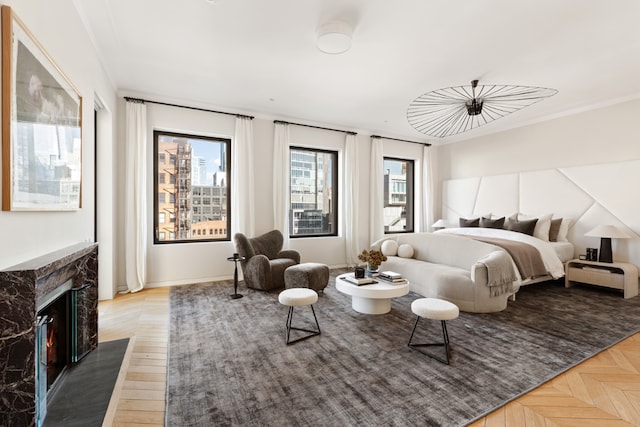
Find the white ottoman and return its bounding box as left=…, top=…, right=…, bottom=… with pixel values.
left=408, top=298, right=459, bottom=364
left=278, top=288, right=321, bottom=345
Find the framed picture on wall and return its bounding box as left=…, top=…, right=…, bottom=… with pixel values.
left=1, top=5, right=82, bottom=211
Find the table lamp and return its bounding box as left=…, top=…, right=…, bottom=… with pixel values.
left=584, top=225, right=631, bottom=263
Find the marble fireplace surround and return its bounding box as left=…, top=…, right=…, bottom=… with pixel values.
left=0, top=242, right=98, bottom=426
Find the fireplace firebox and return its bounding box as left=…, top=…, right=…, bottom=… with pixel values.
left=0, top=243, right=98, bottom=427
left=33, top=279, right=93, bottom=425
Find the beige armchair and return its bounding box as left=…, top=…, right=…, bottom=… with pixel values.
left=233, top=230, right=300, bottom=291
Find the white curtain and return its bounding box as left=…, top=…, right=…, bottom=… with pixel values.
left=273, top=122, right=290, bottom=244
left=124, top=100, right=147, bottom=293
left=369, top=136, right=384, bottom=244
left=422, top=145, right=436, bottom=232
left=343, top=133, right=359, bottom=265
left=232, top=116, right=255, bottom=237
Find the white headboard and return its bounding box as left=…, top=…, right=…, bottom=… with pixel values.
left=441, top=159, right=640, bottom=266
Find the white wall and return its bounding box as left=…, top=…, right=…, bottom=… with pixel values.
left=0, top=1, right=118, bottom=299
left=436, top=99, right=640, bottom=180
left=113, top=100, right=428, bottom=289
left=435, top=99, right=640, bottom=265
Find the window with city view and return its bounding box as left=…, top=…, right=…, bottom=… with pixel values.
left=383, top=158, right=414, bottom=233
left=154, top=131, right=231, bottom=243
left=289, top=147, right=338, bottom=238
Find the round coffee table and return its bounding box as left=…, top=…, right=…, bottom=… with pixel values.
left=335, top=275, right=410, bottom=314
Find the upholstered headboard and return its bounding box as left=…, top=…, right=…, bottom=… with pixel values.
left=441, top=159, right=640, bottom=267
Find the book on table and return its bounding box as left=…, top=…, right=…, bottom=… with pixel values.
left=340, top=273, right=376, bottom=285
left=378, top=271, right=404, bottom=281
left=377, top=271, right=407, bottom=284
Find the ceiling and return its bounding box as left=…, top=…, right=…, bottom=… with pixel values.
left=73, top=0, right=640, bottom=144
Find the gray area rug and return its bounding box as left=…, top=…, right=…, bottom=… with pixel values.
left=166, top=270, right=640, bottom=426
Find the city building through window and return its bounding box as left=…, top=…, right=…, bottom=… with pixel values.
left=289, top=147, right=338, bottom=238
left=383, top=158, right=414, bottom=233
left=154, top=131, right=231, bottom=243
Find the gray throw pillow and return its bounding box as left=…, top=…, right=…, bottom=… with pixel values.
left=548, top=218, right=562, bottom=242
left=459, top=217, right=480, bottom=227
left=480, top=216, right=505, bottom=229
left=506, top=217, right=538, bottom=236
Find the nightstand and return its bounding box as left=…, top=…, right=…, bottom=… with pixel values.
left=565, top=259, right=639, bottom=299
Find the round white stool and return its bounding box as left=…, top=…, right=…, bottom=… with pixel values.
left=408, top=298, right=459, bottom=364
left=278, top=288, right=320, bottom=345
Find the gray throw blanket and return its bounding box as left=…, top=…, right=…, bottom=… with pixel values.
left=462, top=235, right=548, bottom=280
left=478, top=251, right=517, bottom=296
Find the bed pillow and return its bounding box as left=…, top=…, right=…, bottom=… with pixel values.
left=397, top=244, right=414, bottom=258
left=506, top=216, right=538, bottom=236
left=459, top=217, right=480, bottom=227
left=380, top=240, right=398, bottom=256
left=557, top=218, right=573, bottom=242
left=549, top=218, right=562, bottom=242
left=480, top=216, right=505, bottom=229
left=518, top=213, right=552, bottom=241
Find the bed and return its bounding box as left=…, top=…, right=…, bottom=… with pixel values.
left=435, top=224, right=572, bottom=286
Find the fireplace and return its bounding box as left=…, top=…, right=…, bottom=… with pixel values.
left=0, top=243, right=98, bottom=427
left=33, top=278, right=93, bottom=424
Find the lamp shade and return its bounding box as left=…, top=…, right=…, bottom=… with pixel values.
left=584, top=225, right=631, bottom=239
left=432, top=219, right=448, bottom=229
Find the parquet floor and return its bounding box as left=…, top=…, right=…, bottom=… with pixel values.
left=98, top=286, right=640, bottom=426
left=99, top=287, right=169, bottom=426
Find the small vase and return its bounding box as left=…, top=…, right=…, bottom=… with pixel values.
left=367, top=264, right=379, bottom=274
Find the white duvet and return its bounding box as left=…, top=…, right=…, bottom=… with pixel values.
left=435, top=227, right=566, bottom=280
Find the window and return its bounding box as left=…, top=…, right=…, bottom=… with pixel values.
left=383, top=158, right=414, bottom=233
left=289, top=147, right=338, bottom=237
left=154, top=130, right=231, bottom=243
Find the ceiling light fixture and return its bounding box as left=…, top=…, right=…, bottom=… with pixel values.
left=407, top=80, right=558, bottom=138
left=317, top=21, right=352, bottom=54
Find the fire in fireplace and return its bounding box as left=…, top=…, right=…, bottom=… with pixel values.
left=35, top=279, right=93, bottom=425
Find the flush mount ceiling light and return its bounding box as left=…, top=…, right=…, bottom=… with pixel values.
left=317, top=21, right=352, bottom=54
left=407, top=80, right=558, bottom=138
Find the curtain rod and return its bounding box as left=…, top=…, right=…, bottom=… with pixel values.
left=124, top=97, right=254, bottom=120
left=274, top=120, right=357, bottom=136
left=371, top=135, right=431, bottom=147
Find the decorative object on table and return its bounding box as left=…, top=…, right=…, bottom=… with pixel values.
left=357, top=249, right=387, bottom=273
left=1, top=6, right=83, bottom=211
left=584, top=225, right=631, bottom=263
left=354, top=266, right=365, bottom=279
left=586, top=248, right=598, bottom=262
left=407, top=79, right=557, bottom=138
left=226, top=253, right=245, bottom=299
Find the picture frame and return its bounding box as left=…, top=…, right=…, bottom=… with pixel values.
left=2, top=5, right=82, bottom=211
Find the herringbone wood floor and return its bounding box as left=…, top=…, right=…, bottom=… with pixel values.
left=98, top=286, right=640, bottom=426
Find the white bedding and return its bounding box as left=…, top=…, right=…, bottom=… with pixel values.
left=435, top=227, right=566, bottom=279
left=549, top=241, right=574, bottom=262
